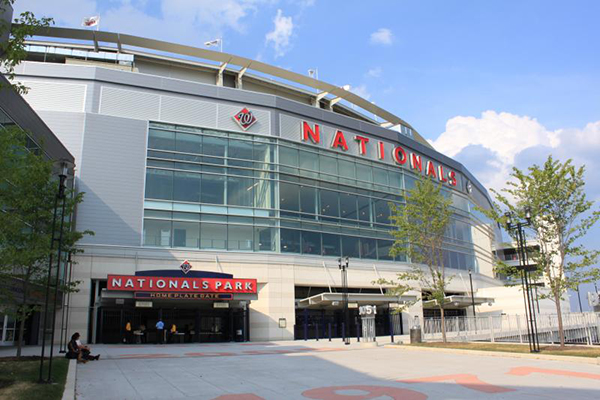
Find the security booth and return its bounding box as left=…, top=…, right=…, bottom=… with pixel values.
left=294, top=292, right=417, bottom=341
left=96, top=270, right=257, bottom=344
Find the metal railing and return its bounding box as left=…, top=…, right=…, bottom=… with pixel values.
left=423, top=312, right=600, bottom=345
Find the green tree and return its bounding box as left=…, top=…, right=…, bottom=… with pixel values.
left=385, top=175, right=454, bottom=342
left=0, top=127, right=91, bottom=357
left=485, top=156, right=599, bottom=347
left=0, top=0, right=53, bottom=95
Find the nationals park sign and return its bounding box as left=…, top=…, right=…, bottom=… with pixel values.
left=107, top=274, right=257, bottom=294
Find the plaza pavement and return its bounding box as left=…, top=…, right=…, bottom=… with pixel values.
left=3, top=339, right=600, bottom=399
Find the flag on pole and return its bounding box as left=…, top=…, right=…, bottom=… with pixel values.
left=82, top=16, right=100, bottom=28
left=204, top=39, right=221, bottom=47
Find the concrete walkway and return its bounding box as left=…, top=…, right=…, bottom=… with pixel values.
left=4, top=340, right=600, bottom=399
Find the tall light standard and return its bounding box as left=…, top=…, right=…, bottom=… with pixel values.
left=505, top=207, right=540, bottom=353
left=338, top=256, right=350, bottom=345
left=39, top=161, right=70, bottom=382
left=468, top=270, right=476, bottom=318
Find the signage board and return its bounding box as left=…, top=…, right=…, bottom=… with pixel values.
left=135, top=301, right=153, bottom=308
left=107, top=274, right=257, bottom=294
left=135, top=292, right=233, bottom=300
left=213, top=302, right=230, bottom=308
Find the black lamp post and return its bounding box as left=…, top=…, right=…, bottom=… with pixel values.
left=504, top=206, right=540, bottom=353
left=39, top=161, right=70, bottom=383
left=59, top=252, right=73, bottom=354
left=338, top=256, right=350, bottom=345
left=468, top=269, right=476, bottom=318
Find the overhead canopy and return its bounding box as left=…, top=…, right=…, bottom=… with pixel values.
left=297, top=292, right=418, bottom=310
left=422, top=295, right=495, bottom=309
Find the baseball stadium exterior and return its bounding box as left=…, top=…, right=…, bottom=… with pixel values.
left=3, top=24, right=542, bottom=345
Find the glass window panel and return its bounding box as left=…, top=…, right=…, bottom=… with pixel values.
left=143, top=219, right=171, bottom=247
left=148, top=129, right=175, bottom=151
left=320, top=155, right=338, bottom=175
left=281, top=229, right=301, bottom=253
left=321, top=233, right=341, bottom=256
left=360, top=237, right=377, bottom=259
left=173, top=171, right=201, bottom=202
left=374, top=199, right=391, bottom=224
left=144, top=210, right=172, bottom=219
left=405, top=175, right=417, bottom=191
left=389, top=171, right=403, bottom=190
left=172, top=221, right=200, bottom=248
left=339, top=193, right=357, bottom=220
left=203, top=136, right=227, bottom=157
left=145, top=169, right=173, bottom=200
left=253, top=142, right=273, bottom=163
left=228, top=167, right=254, bottom=177
left=300, top=186, right=316, bottom=214
left=254, top=179, right=274, bottom=209
left=301, top=230, right=321, bottom=255
left=377, top=240, right=394, bottom=260
left=341, top=235, right=360, bottom=258
left=147, top=159, right=175, bottom=169
left=279, top=146, right=298, bottom=167
left=299, top=150, right=319, bottom=171
left=176, top=132, right=202, bottom=154
left=356, top=164, right=372, bottom=182
left=172, top=212, right=199, bottom=221
left=228, top=225, right=253, bottom=250
left=228, top=139, right=253, bottom=160
left=357, top=196, right=371, bottom=222
left=227, top=176, right=255, bottom=207
left=338, top=159, right=355, bottom=178
left=280, top=182, right=300, bottom=211
left=201, top=174, right=225, bottom=204
left=255, top=227, right=276, bottom=251
left=320, top=189, right=339, bottom=217
left=373, top=167, right=389, bottom=186
left=200, top=223, right=226, bottom=249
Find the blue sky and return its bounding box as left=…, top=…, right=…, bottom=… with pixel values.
left=14, top=0, right=600, bottom=310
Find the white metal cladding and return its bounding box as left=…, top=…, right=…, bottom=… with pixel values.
left=99, top=86, right=160, bottom=121
left=18, top=80, right=86, bottom=112
left=217, top=103, right=271, bottom=136
left=77, top=113, right=148, bottom=246
left=160, top=95, right=217, bottom=128
left=35, top=110, right=86, bottom=168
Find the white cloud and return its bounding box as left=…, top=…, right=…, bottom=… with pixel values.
left=350, top=84, right=371, bottom=100
left=265, top=9, right=294, bottom=58
left=432, top=111, right=600, bottom=200
left=370, top=28, right=393, bottom=45
left=366, top=66, right=382, bottom=78
left=13, top=0, right=267, bottom=44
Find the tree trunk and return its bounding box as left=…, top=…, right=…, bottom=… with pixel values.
left=554, top=291, right=565, bottom=347
left=16, top=308, right=27, bottom=357
left=440, top=306, right=447, bottom=343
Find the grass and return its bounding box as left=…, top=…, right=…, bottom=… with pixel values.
left=0, top=358, right=69, bottom=400
left=409, top=342, right=600, bottom=358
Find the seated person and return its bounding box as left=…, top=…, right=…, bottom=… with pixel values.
left=67, top=332, right=100, bottom=362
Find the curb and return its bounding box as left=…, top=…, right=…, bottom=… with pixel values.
left=61, top=359, right=77, bottom=400
left=386, top=344, right=600, bottom=365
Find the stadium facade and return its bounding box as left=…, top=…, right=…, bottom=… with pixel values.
left=7, top=25, right=524, bottom=344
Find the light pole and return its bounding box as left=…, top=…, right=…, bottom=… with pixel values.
left=39, top=161, right=70, bottom=383
left=468, top=270, right=476, bottom=318
left=505, top=207, right=540, bottom=353
left=338, top=256, right=350, bottom=345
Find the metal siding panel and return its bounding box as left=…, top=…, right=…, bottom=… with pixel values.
left=77, top=114, right=147, bottom=246
left=99, top=86, right=159, bottom=121
left=159, top=95, right=217, bottom=128
left=18, top=80, right=86, bottom=112
left=34, top=111, right=85, bottom=164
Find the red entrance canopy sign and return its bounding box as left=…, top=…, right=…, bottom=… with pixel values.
left=107, top=274, right=257, bottom=294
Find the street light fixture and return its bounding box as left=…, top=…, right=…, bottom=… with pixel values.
left=338, top=256, right=350, bottom=345
left=39, top=160, right=71, bottom=383
left=504, top=206, right=540, bottom=353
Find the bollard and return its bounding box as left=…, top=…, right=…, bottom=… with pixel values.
left=303, top=309, right=308, bottom=341
left=356, top=322, right=361, bottom=342
left=316, top=323, right=319, bottom=341
left=389, top=312, right=394, bottom=343
left=328, top=322, right=332, bottom=341
left=342, top=322, right=346, bottom=342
